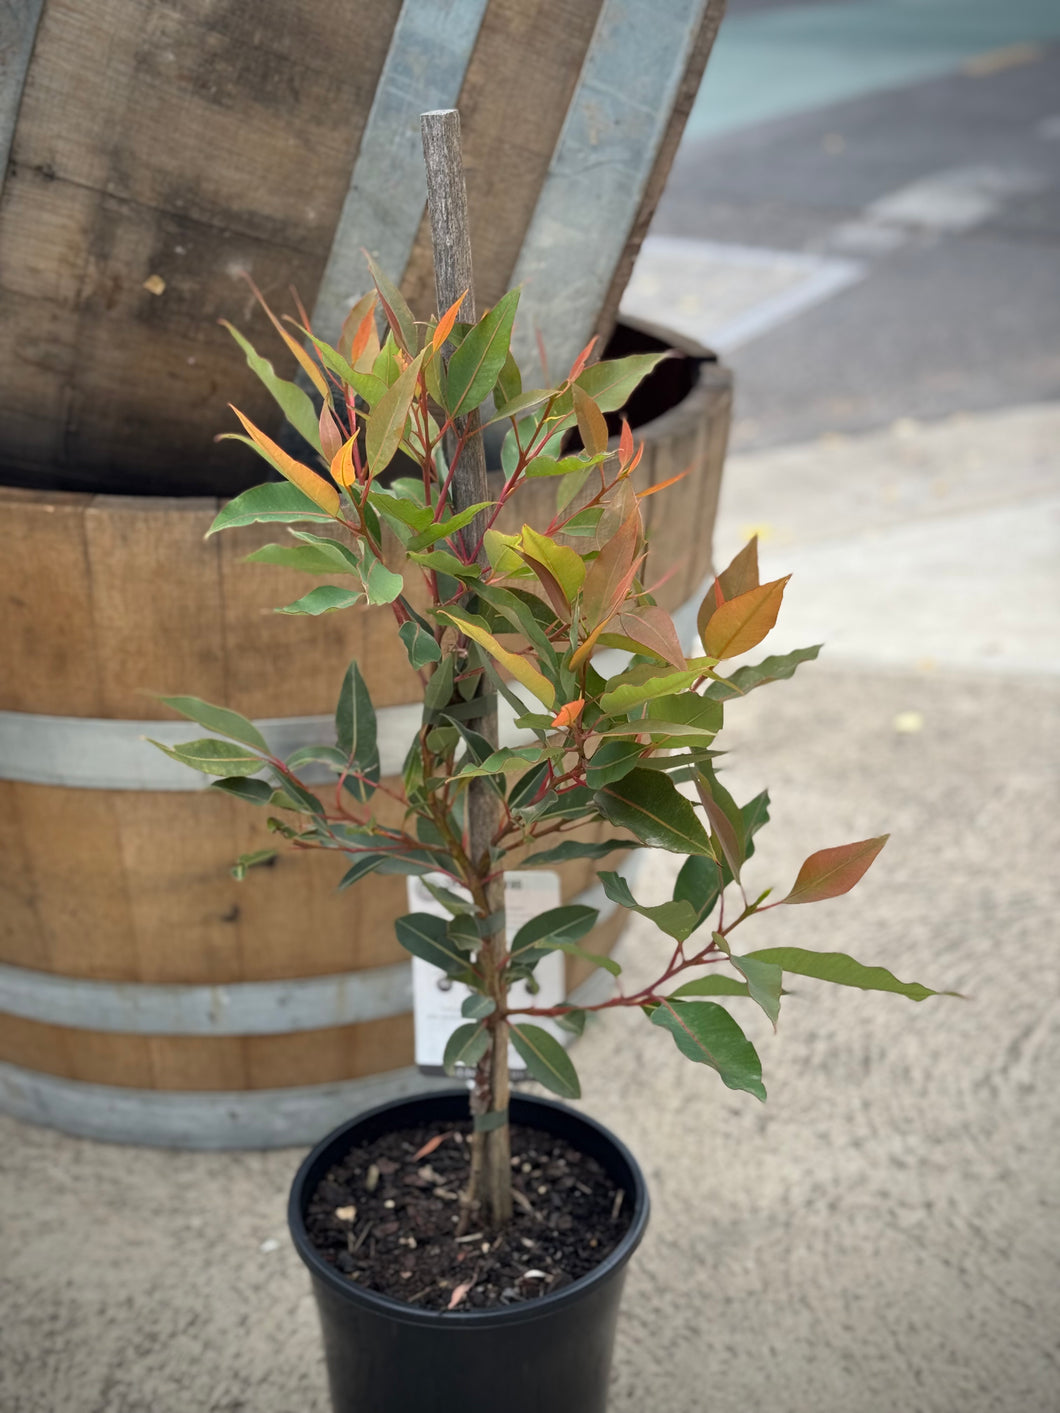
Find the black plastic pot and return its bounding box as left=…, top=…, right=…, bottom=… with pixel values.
left=288, top=1090, right=650, bottom=1413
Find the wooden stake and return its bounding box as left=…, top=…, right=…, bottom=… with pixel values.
left=420, top=108, right=511, bottom=1228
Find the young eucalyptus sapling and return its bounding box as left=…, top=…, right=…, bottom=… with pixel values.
left=156, top=270, right=950, bottom=1230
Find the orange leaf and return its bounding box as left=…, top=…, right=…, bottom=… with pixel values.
left=612, top=605, right=685, bottom=669
left=432, top=290, right=467, bottom=352
left=582, top=508, right=640, bottom=630
left=618, top=418, right=634, bottom=467
left=699, top=537, right=761, bottom=634
left=637, top=467, right=690, bottom=501
left=567, top=336, right=598, bottom=383
left=239, top=272, right=330, bottom=400
left=782, top=836, right=889, bottom=905
left=341, top=291, right=379, bottom=368
left=330, top=436, right=357, bottom=492
left=700, top=577, right=789, bottom=660
left=229, top=406, right=341, bottom=516
left=551, top=698, right=585, bottom=729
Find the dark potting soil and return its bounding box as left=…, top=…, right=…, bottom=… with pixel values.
left=305, top=1118, right=633, bottom=1312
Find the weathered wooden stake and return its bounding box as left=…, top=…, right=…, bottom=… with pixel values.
left=420, top=107, right=511, bottom=1228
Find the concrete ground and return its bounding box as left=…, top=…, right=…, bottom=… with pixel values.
left=2, top=403, right=1057, bottom=1413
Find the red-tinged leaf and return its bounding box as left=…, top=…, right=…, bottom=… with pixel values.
left=637, top=466, right=690, bottom=501
left=782, top=835, right=889, bottom=905
left=695, top=782, right=744, bottom=882
left=364, top=251, right=417, bottom=353
left=432, top=289, right=467, bottom=352
left=318, top=403, right=344, bottom=464
left=365, top=351, right=424, bottom=475
left=618, top=418, right=634, bottom=467
left=229, top=407, right=340, bottom=516
left=699, top=536, right=761, bottom=632
left=567, top=335, right=598, bottom=383
left=518, top=525, right=586, bottom=608
left=572, top=383, right=608, bottom=457
left=701, top=577, right=790, bottom=660
left=582, top=508, right=640, bottom=629
left=551, top=698, right=585, bottom=729
left=612, top=605, right=685, bottom=669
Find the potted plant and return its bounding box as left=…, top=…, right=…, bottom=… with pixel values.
left=154, top=261, right=950, bottom=1410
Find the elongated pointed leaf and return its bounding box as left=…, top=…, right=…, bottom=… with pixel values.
left=518, top=524, right=586, bottom=608
left=668, top=975, right=750, bottom=1000
left=572, top=383, right=608, bottom=456
left=337, top=854, right=388, bottom=890
left=149, top=737, right=265, bottom=777
left=395, top=913, right=471, bottom=976
left=277, top=586, right=362, bottom=616
left=599, top=871, right=698, bottom=941
left=335, top=661, right=377, bottom=768
left=730, top=954, right=782, bottom=1028
left=437, top=609, right=556, bottom=708
left=598, top=664, right=707, bottom=716
left=230, top=848, right=278, bottom=880
left=221, top=322, right=321, bottom=449
left=509, top=1023, right=581, bottom=1099
left=783, top=836, right=888, bottom=905
left=398, top=620, right=442, bottom=668
left=229, top=407, right=341, bottom=516
left=159, top=696, right=268, bottom=753
left=208, top=775, right=274, bottom=804
left=446, top=289, right=520, bottom=417
left=208, top=481, right=336, bottom=536
left=244, top=540, right=358, bottom=576
left=365, top=253, right=417, bottom=353
left=650, top=999, right=765, bottom=1100
left=575, top=351, right=670, bottom=411
left=610, top=605, right=685, bottom=669
left=595, top=769, right=714, bottom=856
left=585, top=738, right=643, bottom=790
left=510, top=904, right=598, bottom=958
left=746, top=948, right=952, bottom=1002
left=407, top=502, right=494, bottom=553
left=365, top=352, right=423, bottom=474
left=700, top=578, right=790, bottom=661
left=521, top=838, right=636, bottom=868
left=705, top=645, right=822, bottom=702
left=545, top=940, right=621, bottom=977
left=698, top=537, right=760, bottom=634
left=443, top=1022, right=490, bottom=1074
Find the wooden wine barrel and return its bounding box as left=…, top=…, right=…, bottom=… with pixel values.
left=0, top=0, right=723, bottom=496
left=0, top=330, right=732, bottom=1147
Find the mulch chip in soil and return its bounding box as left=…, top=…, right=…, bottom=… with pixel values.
left=304, top=1118, right=633, bottom=1312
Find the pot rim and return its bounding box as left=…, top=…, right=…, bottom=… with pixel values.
left=287, top=1088, right=649, bottom=1329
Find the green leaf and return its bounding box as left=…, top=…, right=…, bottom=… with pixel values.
left=365, top=352, right=423, bottom=474
left=285, top=744, right=347, bottom=772
left=335, top=661, right=378, bottom=793
left=370, top=493, right=434, bottom=537
left=782, top=836, right=889, bottom=905
left=277, top=585, right=362, bottom=616
left=546, top=940, right=622, bottom=977
left=645, top=693, right=723, bottom=735
left=594, top=769, right=714, bottom=856
left=244, top=541, right=357, bottom=576
left=406, top=502, right=494, bottom=553
left=230, top=848, right=278, bottom=881
left=208, top=481, right=335, bottom=536
left=524, top=452, right=606, bottom=478
left=730, top=954, right=782, bottom=1029
left=574, top=351, right=670, bottom=411
left=395, top=913, right=473, bottom=976
left=555, top=1008, right=587, bottom=1037
left=406, top=550, right=480, bottom=579
left=509, top=904, right=598, bottom=958
left=298, top=330, right=386, bottom=406
left=149, top=737, right=265, bottom=777
left=598, top=665, right=705, bottom=716
left=509, top=1023, right=581, bottom=1099
left=221, top=322, right=321, bottom=449
left=363, top=556, right=404, bottom=605
left=446, top=289, right=520, bottom=417
left=704, top=645, right=822, bottom=702
left=585, top=738, right=643, bottom=790
left=398, top=619, right=442, bottom=669
left=507, top=760, right=551, bottom=812
left=668, top=975, right=750, bottom=1000
left=365, top=253, right=418, bottom=354
left=443, top=1022, right=490, bottom=1075
left=598, top=871, right=698, bottom=941
left=461, top=994, right=496, bottom=1020
left=673, top=855, right=723, bottom=932
left=454, top=745, right=552, bottom=781
left=159, top=696, right=268, bottom=753
left=208, top=775, right=274, bottom=804
left=746, top=948, right=953, bottom=1002
left=423, top=653, right=456, bottom=714
left=337, top=854, right=387, bottom=890
left=521, top=838, right=635, bottom=868
left=650, top=1000, right=765, bottom=1100
left=266, top=773, right=325, bottom=815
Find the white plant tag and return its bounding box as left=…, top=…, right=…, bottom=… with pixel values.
left=407, top=870, right=567, bottom=1074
